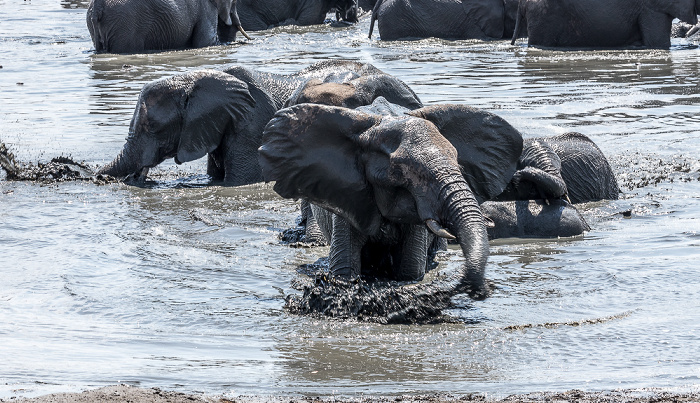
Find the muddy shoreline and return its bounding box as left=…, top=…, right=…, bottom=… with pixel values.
left=3, top=385, right=700, bottom=403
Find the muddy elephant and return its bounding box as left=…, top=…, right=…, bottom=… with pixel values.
left=494, top=132, right=619, bottom=204
left=97, top=60, right=387, bottom=184
left=368, top=0, right=521, bottom=41
left=236, top=0, right=358, bottom=31
left=511, top=0, right=700, bottom=49
left=259, top=101, right=523, bottom=300
left=482, top=199, right=590, bottom=239
left=86, top=0, right=251, bottom=53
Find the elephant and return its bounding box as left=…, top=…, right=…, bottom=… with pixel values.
left=259, top=101, right=524, bottom=300
left=511, top=0, right=700, bottom=49
left=672, top=21, right=700, bottom=38
left=236, top=0, right=358, bottom=31
left=358, top=0, right=377, bottom=11
left=481, top=199, right=590, bottom=240
left=97, top=60, right=387, bottom=184
left=494, top=132, right=620, bottom=204
left=368, top=0, right=522, bottom=41
left=86, top=0, right=251, bottom=54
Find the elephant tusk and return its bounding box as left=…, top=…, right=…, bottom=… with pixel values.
left=564, top=193, right=572, bottom=204
left=238, top=25, right=252, bottom=40
left=426, top=219, right=456, bottom=240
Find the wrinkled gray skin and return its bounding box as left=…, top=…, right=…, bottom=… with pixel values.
left=494, top=132, right=620, bottom=204
left=511, top=0, right=700, bottom=49
left=368, top=0, right=522, bottom=41
left=97, top=60, right=384, bottom=184
left=285, top=76, right=424, bottom=246
left=482, top=199, right=590, bottom=240
left=237, top=0, right=358, bottom=31
left=259, top=101, right=523, bottom=300
left=87, top=0, right=251, bottom=53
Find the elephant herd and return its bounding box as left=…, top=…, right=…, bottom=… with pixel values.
left=95, top=59, right=620, bottom=314
left=75, top=0, right=663, bottom=321
left=87, top=0, right=700, bottom=53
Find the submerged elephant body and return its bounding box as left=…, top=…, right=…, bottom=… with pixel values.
left=482, top=199, right=590, bottom=240
left=512, top=0, right=700, bottom=49
left=97, top=61, right=390, bottom=185
left=237, top=0, right=358, bottom=31
left=496, top=132, right=620, bottom=204
left=86, top=0, right=250, bottom=53
left=369, top=0, right=521, bottom=41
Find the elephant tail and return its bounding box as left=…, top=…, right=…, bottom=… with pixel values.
left=510, top=0, right=524, bottom=45
left=87, top=0, right=107, bottom=51
left=368, top=0, right=384, bottom=39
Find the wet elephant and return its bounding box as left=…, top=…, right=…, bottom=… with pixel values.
left=236, top=0, right=358, bottom=31
left=259, top=101, right=523, bottom=300
left=97, top=60, right=386, bottom=184
left=482, top=199, right=590, bottom=240
left=368, top=0, right=521, bottom=41
left=511, top=0, right=700, bottom=49
left=494, top=132, right=620, bottom=204
left=86, top=0, right=251, bottom=53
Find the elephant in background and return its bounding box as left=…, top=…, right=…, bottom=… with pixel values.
left=368, top=0, right=522, bottom=41
left=97, top=60, right=385, bottom=185
left=236, top=0, right=358, bottom=31
left=86, top=0, right=251, bottom=53
left=494, top=132, right=620, bottom=205
left=482, top=199, right=590, bottom=240
left=672, top=21, right=700, bottom=38
left=259, top=100, right=523, bottom=300
left=511, top=0, right=700, bottom=49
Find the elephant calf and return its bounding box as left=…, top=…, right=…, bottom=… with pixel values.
left=495, top=132, right=620, bottom=204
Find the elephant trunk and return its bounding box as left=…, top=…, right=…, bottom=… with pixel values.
left=96, top=146, right=147, bottom=180
left=439, top=178, right=490, bottom=300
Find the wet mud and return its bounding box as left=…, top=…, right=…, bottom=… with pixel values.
left=286, top=259, right=460, bottom=325
left=0, top=142, right=116, bottom=185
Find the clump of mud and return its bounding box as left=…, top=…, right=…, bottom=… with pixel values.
left=286, top=261, right=458, bottom=324
left=611, top=152, right=700, bottom=191
left=0, top=142, right=117, bottom=184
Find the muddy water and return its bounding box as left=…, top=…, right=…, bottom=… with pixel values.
left=1, top=0, right=700, bottom=399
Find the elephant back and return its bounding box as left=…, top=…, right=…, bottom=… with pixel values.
left=549, top=132, right=620, bottom=203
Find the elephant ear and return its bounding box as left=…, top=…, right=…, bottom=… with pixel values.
left=259, top=104, right=384, bottom=235
left=408, top=104, right=523, bottom=203
left=176, top=70, right=255, bottom=164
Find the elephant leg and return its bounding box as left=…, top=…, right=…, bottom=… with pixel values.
left=207, top=150, right=225, bottom=181
left=328, top=213, right=367, bottom=280
left=191, top=17, right=218, bottom=48
left=392, top=225, right=429, bottom=281
left=639, top=11, right=674, bottom=49
left=301, top=199, right=327, bottom=245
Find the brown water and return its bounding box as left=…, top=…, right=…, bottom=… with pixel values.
left=1, top=0, right=700, bottom=399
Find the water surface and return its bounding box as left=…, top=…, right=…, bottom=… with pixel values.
left=1, top=1, right=700, bottom=399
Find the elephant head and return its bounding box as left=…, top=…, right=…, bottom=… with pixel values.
left=285, top=74, right=423, bottom=110
left=216, top=0, right=252, bottom=40
left=647, top=0, right=698, bottom=24
left=334, top=0, right=359, bottom=23
left=98, top=70, right=255, bottom=180
left=259, top=103, right=522, bottom=300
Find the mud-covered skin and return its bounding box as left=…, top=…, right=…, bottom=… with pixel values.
left=0, top=143, right=116, bottom=184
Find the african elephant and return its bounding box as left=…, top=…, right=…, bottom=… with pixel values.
left=259, top=101, right=524, bottom=299
left=368, top=0, right=521, bottom=41
left=511, top=0, right=700, bottom=49
left=494, top=132, right=620, bottom=204
left=86, top=0, right=251, bottom=53
left=97, top=60, right=385, bottom=184
left=481, top=199, right=590, bottom=240
left=236, top=0, right=358, bottom=31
